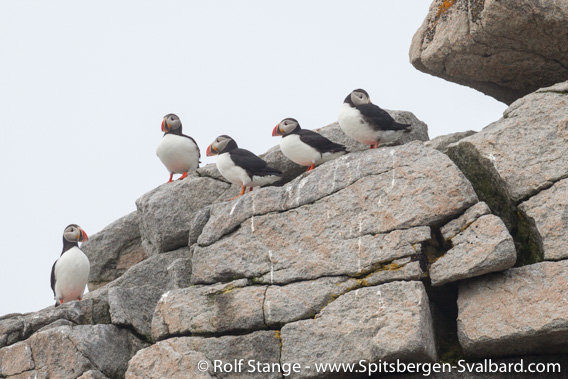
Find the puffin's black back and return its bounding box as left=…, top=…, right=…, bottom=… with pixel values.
left=230, top=148, right=282, bottom=177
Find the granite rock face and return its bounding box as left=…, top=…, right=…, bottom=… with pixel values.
left=281, top=281, right=437, bottom=378
left=424, top=130, right=476, bottom=154
left=519, top=178, right=568, bottom=261
left=136, top=175, right=230, bottom=255
left=82, top=211, right=146, bottom=291
left=458, top=260, right=568, bottom=357
left=431, top=214, right=516, bottom=286
left=126, top=331, right=281, bottom=379
left=0, top=325, right=146, bottom=379
left=447, top=81, right=568, bottom=263
left=410, top=0, right=568, bottom=104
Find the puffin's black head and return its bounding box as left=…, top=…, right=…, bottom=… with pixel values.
left=161, top=114, right=182, bottom=133
left=344, top=89, right=371, bottom=106
left=272, top=118, right=301, bottom=137
left=206, top=135, right=238, bottom=156
left=63, top=224, right=88, bottom=244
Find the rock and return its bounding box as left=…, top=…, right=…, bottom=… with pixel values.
left=425, top=130, right=476, bottom=154
left=519, top=178, right=568, bottom=261
left=0, top=299, right=110, bottom=349
left=361, top=258, right=424, bottom=286
left=94, top=247, right=191, bottom=293
left=457, top=260, right=568, bottom=357
left=193, top=225, right=431, bottom=285
left=0, top=341, right=34, bottom=377
left=447, top=82, right=568, bottom=262
left=167, top=257, right=193, bottom=289
left=82, top=211, right=146, bottom=291
left=430, top=215, right=516, bottom=286
left=198, top=141, right=477, bottom=247
left=69, top=324, right=147, bottom=378
left=152, top=279, right=265, bottom=340
left=127, top=331, right=281, bottom=379
left=136, top=175, right=230, bottom=255
left=126, top=348, right=215, bottom=379
left=94, top=247, right=191, bottom=341
left=188, top=206, right=211, bottom=245
left=0, top=324, right=145, bottom=378
left=440, top=202, right=491, bottom=241
left=264, top=277, right=353, bottom=327
left=281, top=281, right=437, bottom=378
left=410, top=0, right=568, bottom=104
left=108, top=286, right=162, bottom=340
left=77, top=370, right=109, bottom=379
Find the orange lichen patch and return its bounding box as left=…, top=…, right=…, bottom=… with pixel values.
left=436, top=0, right=456, bottom=19
left=425, top=0, right=457, bottom=42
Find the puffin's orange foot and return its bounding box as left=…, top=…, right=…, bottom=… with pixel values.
left=59, top=299, right=64, bottom=305
left=249, top=187, right=253, bottom=192
left=178, top=172, right=188, bottom=180
left=167, top=173, right=174, bottom=183
left=229, top=186, right=246, bottom=201
left=306, top=164, right=315, bottom=172
left=78, top=296, right=82, bottom=301
left=369, top=143, right=378, bottom=149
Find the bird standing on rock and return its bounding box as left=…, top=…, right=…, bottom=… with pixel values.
left=50, top=224, right=90, bottom=307
left=338, top=89, right=411, bottom=149
left=156, top=113, right=201, bottom=183
left=273, top=118, right=347, bottom=172
left=206, top=135, right=282, bottom=200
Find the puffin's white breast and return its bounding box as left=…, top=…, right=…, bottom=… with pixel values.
left=216, top=152, right=251, bottom=187
left=279, top=134, right=321, bottom=167
left=156, top=134, right=200, bottom=174
left=338, top=103, right=379, bottom=145
left=54, top=247, right=90, bottom=303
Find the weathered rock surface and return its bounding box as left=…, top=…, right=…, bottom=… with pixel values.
left=0, top=324, right=146, bottom=379
left=424, top=130, right=476, bottom=154
left=82, top=211, right=146, bottom=291
left=0, top=299, right=110, bottom=349
left=264, top=276, right=353, bottom=327
left=519, top=178, right=568, bottom=261
left=136, top=175, right=230, bottom=255
left=152, top=279, right=266, bottom=340
left=410, top=0, right=568, bottom=104
left=194, top=142, right=477, bottom=286
left=448, top=81, right=568, bottom=263
left=431, top=214, right=516, bottom=286
left=281, top=281, right=437, bottom=378
left=99, top=247, right=192, bottom=341
left=458, top=260, right=568, bottom=357
left=440, top=202, right=491, bottom=241
left=127, top=331, right=281, bottom=379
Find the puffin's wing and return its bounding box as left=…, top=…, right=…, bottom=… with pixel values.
left=356, top=103, right=407, bottom=131
left=231, top=148, right=282, bottom=176
left=297, top=129, right=347, bottom=154
left=50, top=260, right=57, bottom=296
left=182, top=134, right=202, bottom=162
left=230, top=148, right=268, bottom=170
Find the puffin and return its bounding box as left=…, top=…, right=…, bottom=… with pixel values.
left=50, top=224, right=90, bottom=307
left=156, top=113, right=201, bottom=183
left=206, top=135, right=282, bottom=200
left=338, top=89, right=411, bottom=149
left=272, top=118, right=347, bottom=171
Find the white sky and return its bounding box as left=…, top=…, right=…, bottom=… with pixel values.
left=0, top=1, right=506, bottom=316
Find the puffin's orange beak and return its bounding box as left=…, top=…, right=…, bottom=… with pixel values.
left=272, top=125, right=281, bottom=137
left=206, top=144, right=215, bottom=157
left=80, top=229, right=88, bottom=242
left=161, top=119, right=167, bottom=132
